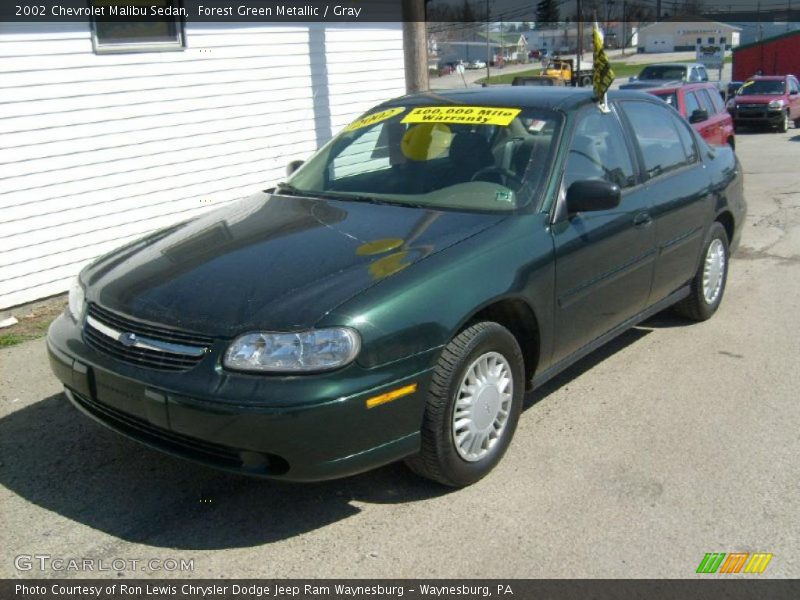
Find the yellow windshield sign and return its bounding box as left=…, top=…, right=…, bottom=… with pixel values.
left=343, top=107, right=405, bottom=132
left=402, top=106, right=521, bottom=126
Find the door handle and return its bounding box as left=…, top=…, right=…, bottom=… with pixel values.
left=633, top=212, right=652, bottom=227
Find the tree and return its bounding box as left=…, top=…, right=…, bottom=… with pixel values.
left=536, top=0, right=560, bottom=29
left=520, top=21, right=531, bottom=32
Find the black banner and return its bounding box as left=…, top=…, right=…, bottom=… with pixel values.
left=4, top=580, right=800, bottom=600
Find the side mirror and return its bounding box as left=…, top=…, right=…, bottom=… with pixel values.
left=628, top=76, right=637, bottom=82
left=286, top=160, right=304, bottom=176
left=566, top=180, right=621, bottom=214
left=689, top=108, right=709, bottom=123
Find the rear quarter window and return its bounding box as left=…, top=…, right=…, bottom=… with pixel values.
left=621, top=101, right=693, bottom=178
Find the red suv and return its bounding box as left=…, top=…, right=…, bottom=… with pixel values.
left=728, top=75, right=800, bottom=133
left=647, top=82, right=736, bottom=150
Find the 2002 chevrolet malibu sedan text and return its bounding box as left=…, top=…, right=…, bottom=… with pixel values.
left=47, top=88, right=746, bottom=487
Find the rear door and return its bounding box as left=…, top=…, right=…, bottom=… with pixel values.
left=684, top=90, right=718, bottom=144
left=619, top=100, right=712, bottom=303
left=550, top=106, right=656, bottom=363
left=695, top=88, right=724, bottom=145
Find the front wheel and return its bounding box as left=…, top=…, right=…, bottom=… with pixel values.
left=674, top=222, right=729, bottom=321
left=777, top=110, right=789, bottom=133
left=405, top=322, right=524, bottom=487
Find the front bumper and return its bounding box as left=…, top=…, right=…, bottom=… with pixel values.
left=47, top=313, right=437, bottom=481
left=733, top=106, right=785, bottom=126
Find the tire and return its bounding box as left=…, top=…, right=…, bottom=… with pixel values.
left=794, top=118, right=800, bottom=129
left=777, top=110, right=789, bottom=133
left=674, top=222, right=729, bottom=322
left=405, top=322, right=524, bottom=487
left=580, top=75, right=592, bottom=87
left=727, top=137, right=735, bottom=151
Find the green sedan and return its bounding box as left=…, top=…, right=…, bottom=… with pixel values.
left=47, top=87, right=746, bottom=487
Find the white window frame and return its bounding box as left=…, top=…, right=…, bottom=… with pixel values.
left=90, top=0, right=185, bottom=54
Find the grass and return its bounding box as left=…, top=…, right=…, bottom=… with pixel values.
left=478, top=55, right=733, bottom=85
left=0, top=298, right=65, bottom=348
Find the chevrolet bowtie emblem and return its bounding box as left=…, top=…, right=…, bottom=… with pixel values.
left=119, top=332, right=137, bottom=347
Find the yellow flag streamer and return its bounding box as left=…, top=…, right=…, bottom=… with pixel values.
left=592, top=22, right=615, bottom=106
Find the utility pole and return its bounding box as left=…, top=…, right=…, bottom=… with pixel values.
left=486, top=0, right=491, bottom=81
left=656, top=0, right=661, bottom=21
left=576, top=0, right=582, bottom=84
left=402, top=0, right=429, bottom=93
left=621, top=0, right=626, bottom=56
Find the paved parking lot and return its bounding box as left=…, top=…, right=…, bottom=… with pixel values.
left=1, top=125, right=798, bottom=579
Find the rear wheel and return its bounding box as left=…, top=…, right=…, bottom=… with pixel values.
left=794, top=117, right=800, bottom=129
left=580, top=75, right=592, bottom=87
left=674, top=222, right=729, bottom=322
left=405, top=322, right=524, bottom=487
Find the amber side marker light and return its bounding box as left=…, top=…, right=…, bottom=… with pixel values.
left=365, top=383, right=418, bottom=409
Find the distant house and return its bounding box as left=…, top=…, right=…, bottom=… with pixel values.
left=637, top=18, right=741, bottom=53
left=0, top=18, right=406, bottom=309
left=433, top=29, right=529, bottom=65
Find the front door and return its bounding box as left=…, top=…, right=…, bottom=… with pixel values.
left=551, top=106, right=657, bottom=364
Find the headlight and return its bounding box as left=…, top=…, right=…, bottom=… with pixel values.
left=224, top=328, right=361, bottom=373
left=67, top=277, right=85, bottom=322
left=767, top=99, right=785, bottom=109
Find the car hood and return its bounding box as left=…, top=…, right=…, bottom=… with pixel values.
left=83, top=193, right=504, bottom=337
left=734, top=94, right=786, bottom=104
left=620, top=79, right=683, bottom=90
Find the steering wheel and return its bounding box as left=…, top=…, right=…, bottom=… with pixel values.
left=470, top=165, right=523, bottom=188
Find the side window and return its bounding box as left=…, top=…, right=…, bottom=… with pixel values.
left=696, top=89, right=715, bottom=115
left=707, top=88, right=726, bottom=113
left=563, top=110, right=637, bottom=191
left=698, top=67, right=709, bottom=82
left=670, top=113, right=698, bottom=164
left=622, top=102, right=691, bottom=178
left=684, top=91, right=702, bottom=117
left=790, top=78, right=800, bottom=94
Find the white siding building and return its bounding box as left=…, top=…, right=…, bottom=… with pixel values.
left=0, top=20, right=406, bottom=309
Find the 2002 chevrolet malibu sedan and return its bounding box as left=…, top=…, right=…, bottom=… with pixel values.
left=47, top=88, right=746, bottom=487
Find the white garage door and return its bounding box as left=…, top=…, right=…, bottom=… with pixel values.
left=645, top=35, right=674, bottom=53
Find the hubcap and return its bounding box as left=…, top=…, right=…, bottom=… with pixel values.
left=702, top=238, right=726, bottom=304
left=452, top=351, right=513, bottom=462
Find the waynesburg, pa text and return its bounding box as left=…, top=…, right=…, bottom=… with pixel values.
left=15, top=583, right=515, bottom=598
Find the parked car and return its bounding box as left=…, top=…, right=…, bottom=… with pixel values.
left=528, top=49, right=541, bottom=59
left=727, top=75, right=800, bottom=133
left=467, top=59, right=486, bottom=70
left=48, top=88, right=746, bottom=487
left=726, top=81, right=744, bottom=100
left=647, top=82, right=736, bottom=150
left=620, top=62, right=711, bottom=90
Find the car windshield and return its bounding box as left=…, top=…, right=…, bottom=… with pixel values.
left=638, top=65, right=687, bottom=80
left=285, top=105, right=563, bottom=213
left=738, top=80, right=785, bottom=95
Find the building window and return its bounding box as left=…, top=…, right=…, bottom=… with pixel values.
left=91, top=0, right=185, bottom=54
left=720, top=36, right=727, bottom=44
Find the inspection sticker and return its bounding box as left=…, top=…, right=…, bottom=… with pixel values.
left=343, top=107, right=405, bottom=132
left=402, top=106, right=522, bottom=126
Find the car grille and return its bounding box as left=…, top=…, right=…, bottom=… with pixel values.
left=68, top=388, right=243, bottom=467
left=83, top=303, right=213, bottom=372
left=736, top=104, right=767, bottom=117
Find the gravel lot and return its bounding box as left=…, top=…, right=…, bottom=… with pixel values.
left=1, top=123, right=798, bottom=580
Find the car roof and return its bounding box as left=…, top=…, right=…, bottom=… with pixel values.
left=640, top=62, right=703, bottom=68
left=647, top=82, right=717, bottom=94
left=381, top=87, right=657, bottom=112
